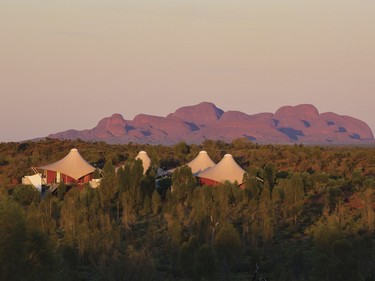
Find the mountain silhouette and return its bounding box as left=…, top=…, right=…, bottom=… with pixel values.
left=48, top=102, right=374, bottom=145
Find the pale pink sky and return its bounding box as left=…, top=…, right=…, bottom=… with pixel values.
left=0, top=0, right=374, bottom=142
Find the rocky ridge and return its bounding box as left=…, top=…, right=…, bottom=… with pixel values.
left=48, top=102, right=374, bottom=145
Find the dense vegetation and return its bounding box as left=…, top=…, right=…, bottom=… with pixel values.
left=0, top=138, right=374, bottom=281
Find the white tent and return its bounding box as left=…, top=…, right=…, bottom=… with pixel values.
left=135, top=151, right=151, bottom=174
left=197, top=154, right=246, bottom=185
left=22, top=173, right=43, bottom=192
left=38, top=148, right=95, bottom=180
left=169, top=150, right=216, bottom=175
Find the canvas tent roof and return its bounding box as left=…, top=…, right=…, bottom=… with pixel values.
left=197, top=154, right=246, bottom=185
left=135, top=151, right=151, bottom=174
left=169, top=151, right=216, bottom=175
left=22, top=173, right=43, bottom=192
left=38, top=148, right=95, bottom=180
left=186, top=151, right=216, bottom=175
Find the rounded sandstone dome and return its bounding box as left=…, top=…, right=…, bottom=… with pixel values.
left=274, top=104, right=319, bottom=119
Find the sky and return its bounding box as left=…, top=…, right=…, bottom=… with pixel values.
left=0, top=0, right=374, bottom=142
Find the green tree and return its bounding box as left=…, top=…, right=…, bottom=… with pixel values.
left=264, top=163, right=277, bottom=192
left=282, top=173, right=305, bottom=230
left=99, top=161, right=117, bottom=213
left=193, top=243, right=216, bottom=281
left=141, top=195, right=151, bottom=215
left=25, top=230, right=58, bottom=280
left=116, top=166, right=126, bottom=221
left=123, top=159, right=143, bottom=204
left=140, top=169, right=156, bottom=200
left=172, top=165, right=196, bottom=202
left=166, top=216, right=183, bottom=278
left=12, top=185, right=40, bottom=206
left=213, top=222, right=242, bottom=281
left=151, top=190, right=161, bottom=215
left=0, top=199, right=27, bottom=280
left=258, top=182, right=273, bottom=242
left=122, top=245, right=156, bottom=281
left=361, top=189, right=375, bottom=233
left=122, top=191, right=137, bottom=231
left=328, top=239, right=359, bottom=281
left=174, top=141, right=190, bottom=163
left=178, top=236, right=199, bottom=279
left=60, top=189, right=80, bottom=245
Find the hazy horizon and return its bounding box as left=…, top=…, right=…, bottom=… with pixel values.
left=1, top=1, right=374, bottom=142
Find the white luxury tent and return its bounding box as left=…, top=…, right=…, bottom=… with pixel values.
left=197, top=154, right=246, bottom=186
left=38, top=148, right=96, bottom=182
left=22, top=148, right=98, bottom=191
left=135, top=151, right=151, bottom=174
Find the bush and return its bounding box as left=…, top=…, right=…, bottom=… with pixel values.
left=12, top=185, right=40, bottom=206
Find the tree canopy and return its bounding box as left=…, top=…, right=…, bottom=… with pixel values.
left=0, top=139, right=374, bottom=280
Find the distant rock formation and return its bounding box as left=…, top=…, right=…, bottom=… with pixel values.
left=48, top=102, right=374, bottom=145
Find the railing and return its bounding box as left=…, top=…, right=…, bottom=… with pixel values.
left=41, top=183, right=59, bottom=198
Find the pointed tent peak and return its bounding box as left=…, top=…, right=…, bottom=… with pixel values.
left=168, top=150, right=216, bottom=175
left=68, top=148, right=85, bottom=158
left=136, top=151, right=150, bottom=158
left=135, top=151, right=151, bottom=174
left=221, top=154, right=237, bottom=163
left=186, top=150, right=216, bottom=175
left=217, top=154, right=241, bottom=167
